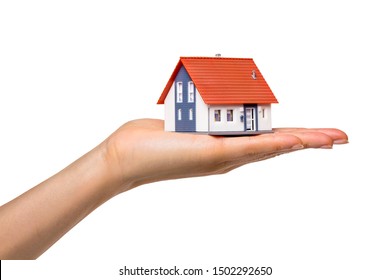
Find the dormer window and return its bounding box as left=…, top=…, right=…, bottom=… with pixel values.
left=251, top=70, right=257, bottom=80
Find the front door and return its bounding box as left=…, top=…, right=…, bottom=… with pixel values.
left=245, top=107, right=256, bottom=131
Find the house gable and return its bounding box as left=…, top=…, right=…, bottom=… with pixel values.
left=174, top=66, right=196, bottom=132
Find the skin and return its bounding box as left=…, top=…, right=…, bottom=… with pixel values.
left=0, top=119, right=348, bottom=259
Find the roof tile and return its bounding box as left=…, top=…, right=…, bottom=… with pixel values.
left=157, top=57, right=278, bottom=105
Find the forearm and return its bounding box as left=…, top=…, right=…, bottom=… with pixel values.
left=0, top=140, right=121, bottom=259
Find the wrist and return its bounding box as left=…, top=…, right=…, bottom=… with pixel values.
left=100, top=130, right=139, bottom=196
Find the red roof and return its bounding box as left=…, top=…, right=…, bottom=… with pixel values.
left=157, top=57, right=278, bottom=105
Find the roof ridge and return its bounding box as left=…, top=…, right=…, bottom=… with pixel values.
left=180, top=56, right=252, bottom=60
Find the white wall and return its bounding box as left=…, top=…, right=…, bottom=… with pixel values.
left=209, top=105, right=244, bottom=132
left=258, top=104, right=272, bottom=131
left=164, top=84, right=175, bottom=131
left=195, top=89, right=209, bottom=132
left=208, top=104, right=272, bottom=132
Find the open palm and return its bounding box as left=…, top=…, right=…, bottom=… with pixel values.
left=109, top=119, right=348, bottom=191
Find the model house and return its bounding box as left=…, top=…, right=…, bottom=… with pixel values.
left=157, top=56, right=278, bottom=135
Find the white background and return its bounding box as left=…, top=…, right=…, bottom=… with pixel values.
left=1, top=0, right=389, bottom=279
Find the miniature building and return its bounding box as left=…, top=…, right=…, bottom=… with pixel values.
left=157, top=56, right=278, bottom=135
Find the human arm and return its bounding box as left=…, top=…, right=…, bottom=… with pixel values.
left=0, top=119, right=348, bottom=259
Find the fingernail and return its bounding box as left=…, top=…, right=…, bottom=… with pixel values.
left=334, top=139, right=349, bottom=144
left=292, top=144, right=304, bottom=150
left=320, top=145, right=333, bottom=149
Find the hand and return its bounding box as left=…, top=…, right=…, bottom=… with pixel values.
left=0, top=118, right=348, bottom=259
left=107, top=119, right=348, bottom=193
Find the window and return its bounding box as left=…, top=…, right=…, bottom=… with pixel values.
left=227, top=109, right=233, bottom=122
left=214, top=110, right=221, bottom=122
left=188, top=82, right=194, bottom=103
left=176, top=82, right=183, bottom=103
left=262, top=108, right=266, bottom=118
left=189, top=108, right=193, bottom=120
left=178, top=109, right=182, bottom=120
